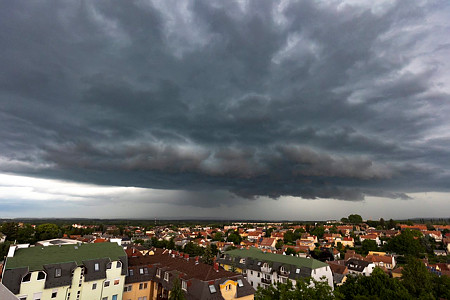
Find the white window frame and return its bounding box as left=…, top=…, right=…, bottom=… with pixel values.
left=182, top=280, right=187, bottom=291
left=164, top=272, right=169, bottom=282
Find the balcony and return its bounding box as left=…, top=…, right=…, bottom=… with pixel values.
left=261, top=278, right=272, bottom=284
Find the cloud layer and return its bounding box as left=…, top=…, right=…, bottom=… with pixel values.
left=1, top=0, right=450, bottom=210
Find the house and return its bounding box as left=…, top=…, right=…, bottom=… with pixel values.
left=344, top=258, right=375, bottom=276
left=359, top=234, right=381, bottom=246
left=326, top=261, right=348, bottom=286
left=217, top=248, right=334, bottom=290
left=0, top=282, right=19, bottom=300
left=335, top=237, right=354, bottom=248
left=123, top=249, right=255, bottom=300
left=0, top=232, right=6, bottom=244
left=258, top=238, right=277, bottom=250
left=365, top=255, right=396, bottom=270
left=391, top=267, right=403, bottom=278
left=425, top=231, right=442, bottom=242
left=295, top=239, right=316, bottom=251
left=247, top=232, right=263, bottom=242
left=1, top=243, right=127, bottom=300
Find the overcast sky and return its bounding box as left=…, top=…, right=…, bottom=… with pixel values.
left=1, top=0, right=449, bottom=220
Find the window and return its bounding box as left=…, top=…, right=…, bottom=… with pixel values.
left=129, top=269, right=134, bottom=276
left=124, top=285, right=132, bottom=292
left=250, top=270, right=253, bottom=275
left=209, top=285, right=216, bottom=293
left=182, top=280, right=187, bottom=291
left=51, top=290, right=58, bottom=298
left=295, top=268, right=300, bottom=274
left=102, top=298, right=108, bottom=300
left=164, top=272, right=169, bottom=281
left=22, top=273, right=31, bottom=282
left=140, top=268, right=144, bottom=275
left=116, top=261, right=122, bottom=268
left=37, top=271, right=46, bottom=280
left=19, top=297, right=27, bottom=300
left=114, top=279, right=120, bottom=285
left=143, top=267, right=149, bottom=274
left=237, top=279, right=244, bottom=287
left=257, top=272, right=260, bottom=278
left=144, top=282, right=148, bottom=289
left=92, top=283, right=97, bottom=290
left=139, top=283, right=143, bottom=290
left=112, top=295, right=117, bottom=300
left=94, top=263, right=100, bottom=271
left=156, top=269, right=161, bottom=277
left=104, top=280, right=110, bottom=287
left=33, top=292, right=42, bottom=300
left=106, top=263, right=112, bottom=269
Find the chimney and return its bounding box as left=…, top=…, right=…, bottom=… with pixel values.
left=214, top=262, right=219, bottom=272
left=184, top=254, right=189, bottom=261
left=195, top=256, right=199, bottom=265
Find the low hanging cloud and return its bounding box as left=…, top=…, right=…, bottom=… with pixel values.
left=1, top=0, right=450, bottom=209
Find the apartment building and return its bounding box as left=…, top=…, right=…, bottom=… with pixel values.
left=1, top=243, right=127, bottom=300
left=123, top=248, right=255, bottom=300
left=217, top=248, right=334, bottom=290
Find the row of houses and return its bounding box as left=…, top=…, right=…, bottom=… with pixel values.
left=0, top=243, right=255, bottom=300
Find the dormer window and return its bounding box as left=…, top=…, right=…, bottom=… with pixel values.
left=164, top=272, right=169, bottom=282
left=240, top=258, right=246, bottom=264
left=106, top=262, right=112, bottom=269
left=263, top=263, right=268, bottom=269
left=37, top=271, right=46, bottom=280
left=182, top=280, right=187, bottom=291
left=22, top=273, right=31, bottom=282
left=116, top=261, right=122, bottom=268
left=129, top=269, right=134, bottom=276
left=156, top=269, right=161, bottom=278
left=144, top=267, right=149, bottom=274
left=55, top=268, right=62, bottom=278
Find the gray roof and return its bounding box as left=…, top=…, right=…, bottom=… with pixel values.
left=0, top=282, right=19, bottom=300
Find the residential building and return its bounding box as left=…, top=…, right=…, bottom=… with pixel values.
left=217, top=248, right=334, bottom=290
left=365, top=254, right=396, bottom=270
left=258, top=238, right=277, bottom=250
left=0, top=282, right=19, bottom=300
left=334, top=237, right=354, bottom=248
left=1, top=242, right=127, bottom=300
left=123, top=249, right=255, bottom=300
left=344, top=258, right=375, bottom=276
left=359, top=234, right=381, bottom=246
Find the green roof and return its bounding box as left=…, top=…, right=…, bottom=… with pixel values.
left=5, top=243, right=126, bottom=271
left=225, top=248, right=328, bottom=269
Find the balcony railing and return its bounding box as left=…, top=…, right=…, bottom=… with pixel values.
left=261, top=278, right=272, bottom=284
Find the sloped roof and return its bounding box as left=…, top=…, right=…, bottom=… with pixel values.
left=5, top=242, right=125, bottom=271
left=225, top=248, right=328, bottom=269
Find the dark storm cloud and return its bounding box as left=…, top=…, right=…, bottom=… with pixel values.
left=1, top=0, right=450, bottom=206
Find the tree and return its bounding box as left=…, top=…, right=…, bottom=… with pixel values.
left=401, top=256, right=434, bottom=299
left=212, top=232, right=224, bottom=241
left=169, top=277, right=186, bottom=300
left=361, top=239, right=378, bottom=254
left=283, top=230, right=295, bottom=244
left=336, top=267, right=411, bottom=300
left=348, top=214, right=363, bottom=224
left=341, top=217, right=349, bottom=223
left=275, top=240, right=284, bottom=250
left=311, top=226, right=325, bottom=239
left=227, top=232, right=242, bottom=245
left=0, top=241, right=11, bottom=259
left=167, top=238, right=175, bottom=250
left=384, top=229, right=424, bottom=257
left=203, top=244, right=214, bottom=265
left=255, top=277, right=335, bottom=300
left=387, top=219, right=396, bottom=230
left=1, top=222, right=18, bottom=241
left=35, top=223, right=60, bottom=241
left=285, top=247, right=297, bottom=256
left=379, top=218, right=385, bottom=229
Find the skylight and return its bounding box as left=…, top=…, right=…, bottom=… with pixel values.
left=296, top=268, right=300, bottom=274
left=237, top=279, right=244, bottom=287
left=209, top=285, right=216, bottom=293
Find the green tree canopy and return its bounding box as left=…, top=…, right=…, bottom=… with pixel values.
left=35, top=223, right=60, bottom=241
left=255, top=277, right=335, bottom=300
left=348, top=214, right=363, bottom=224
left=169, top=277, right=186, bottom=300
left=384, top=229, right=424, bottom=257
